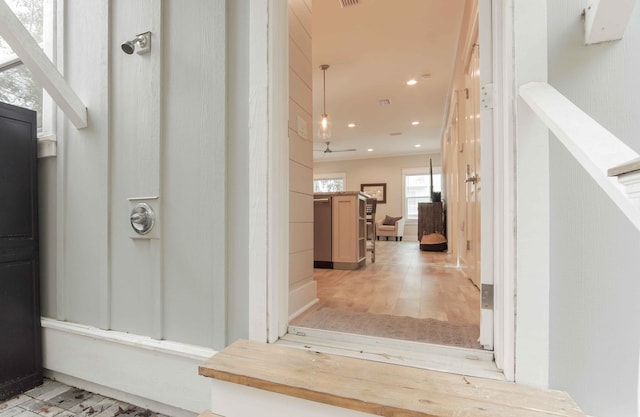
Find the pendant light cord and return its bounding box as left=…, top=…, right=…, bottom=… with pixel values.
left=323, top=67, right=327, bottom=114
left=320, top=64, right=330, bottom=115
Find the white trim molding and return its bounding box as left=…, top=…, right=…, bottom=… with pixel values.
left=0, top=0, right=87, bottom=128
left=41, top=318, right=215, bottom=413
left=519, top=82, right=640, bottom=231
left=37, top=133, right=57, bottom=158
left=584, top=0, right=637, bottom=45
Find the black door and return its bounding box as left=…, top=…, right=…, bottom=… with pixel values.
left=0, top=102, right=42, bottom=401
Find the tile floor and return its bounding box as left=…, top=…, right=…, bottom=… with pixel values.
left=0, top=379, right=169, bottom=417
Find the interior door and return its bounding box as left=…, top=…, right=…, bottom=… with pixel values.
left=0, top=102, right=42, bottom=400
left=461, top=40, right=481, bottom=289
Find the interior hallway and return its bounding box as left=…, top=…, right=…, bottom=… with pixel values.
left=291, top=240, right=482, bottom=349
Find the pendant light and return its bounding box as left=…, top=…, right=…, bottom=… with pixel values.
left=318, top=64, right=332, bottom=140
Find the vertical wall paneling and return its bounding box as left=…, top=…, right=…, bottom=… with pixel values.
left=58, top=0, right=110, bottom=327
left=288, top=0, right=315, bottom=320
left=109, top=0, right=158, bottom=336
left=162, top=1, right=227, bottom=348
left=149, top=1, right=163, bottom=341
left=54, top=0, right=66, bottom=322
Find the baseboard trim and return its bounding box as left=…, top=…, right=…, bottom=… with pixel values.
left=41, top=318, right=216, bottom=413
left=288, top=279, right=318, bottom=319
left=44, top=370, right=197, bottom=417
left=288, top=297, right=319, bottom=322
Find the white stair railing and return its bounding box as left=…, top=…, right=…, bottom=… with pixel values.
left=519, top=81, right=640, bottom=230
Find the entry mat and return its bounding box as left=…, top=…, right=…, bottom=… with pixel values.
left=294, top=307, right=482, bottom=349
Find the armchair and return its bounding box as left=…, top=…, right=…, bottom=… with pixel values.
left=376, top=217, right=405, bottom=241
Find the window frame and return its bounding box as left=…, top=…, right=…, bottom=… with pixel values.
left=0, top=0, right=59, bottom=157
left=313, top=172, right=347, bottom=193
left=402, top=166, right=442, bottom=222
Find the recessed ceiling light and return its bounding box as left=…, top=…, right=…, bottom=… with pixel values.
left=406, top=79, right=417, bottom=86
left=415, top=144, right=422, bottom=148
left=348, top=123, right=356, bottom=128
left=367, top=148, right=373, bottom=152
left=411, top=121, right=420, bottom=126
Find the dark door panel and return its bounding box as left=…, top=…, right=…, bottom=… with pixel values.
left=0, top=102, right=41, bottom=401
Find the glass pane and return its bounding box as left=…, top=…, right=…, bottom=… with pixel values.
left=314, top=179, right=344, bottom=192
left=0, top=64, right=43, bottom=128
left=0, top=0, right=44, bottom=61
left=406, top=196, right=430, bottom=220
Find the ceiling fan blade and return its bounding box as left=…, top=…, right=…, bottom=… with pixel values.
left=332, top=148, right=357, bottom=152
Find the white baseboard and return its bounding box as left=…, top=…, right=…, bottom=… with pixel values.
left=288, top=279, right=318, bottom=319
left=289, top=297, right=319, bottom=322
left=44, top=370, right=196, bottom=417
left=41, top=318, right=216, bottom=414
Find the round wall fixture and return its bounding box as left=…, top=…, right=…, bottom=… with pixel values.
left=130, top=203, right=156, bottom=235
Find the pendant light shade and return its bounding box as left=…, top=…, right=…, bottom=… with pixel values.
left=318, top=64, right=332, bottom=140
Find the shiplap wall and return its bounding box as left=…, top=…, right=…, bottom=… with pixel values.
left=288, top=0, right=316, bottom=317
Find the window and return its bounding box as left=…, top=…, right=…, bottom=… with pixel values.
left=0, top=0, right=50, bottom=131
left=313, top=172, right=346, bottom=193
left=403, top=169, right=441, bottom=220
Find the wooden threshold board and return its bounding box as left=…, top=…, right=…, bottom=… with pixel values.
left=199, top=339, right=585, bottom=417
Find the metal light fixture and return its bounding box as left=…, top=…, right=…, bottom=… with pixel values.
left=121, top=31, right=151, bottom=55
left=318, top=64, right=332, bottom=141
left=130, top=203, right=156, bottom=235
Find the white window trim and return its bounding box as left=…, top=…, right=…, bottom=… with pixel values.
left=0, top=0, right=86, bottom=130
left=0, top=0, right=60, bottom=157
left=401, top=166, right=442, bottom=223
left=313, top=172, right=347, bottom=181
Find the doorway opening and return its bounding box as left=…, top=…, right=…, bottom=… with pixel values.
left=282, top=0, right=495, bottom=370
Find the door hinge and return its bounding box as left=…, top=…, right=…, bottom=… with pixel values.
left=481, top=284, right=494, bottom=310
left=466, top=240, right=471, bottom=251
left=464, top=88, right=470, bottom=100
left=480, top=84, right=494, bottom=109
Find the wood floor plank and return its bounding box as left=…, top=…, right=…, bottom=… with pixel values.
left=200, top=340, right=585, bottom=417
left=293, top=241, right=481, bottom=346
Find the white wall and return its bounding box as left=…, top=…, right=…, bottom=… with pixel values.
left=548, top=1, right=640, bottom=153
left=314, top=153, right=440, bottom=241
left=549, top=140, right=640, bottom=417
left=546, top=2, right=640, bottom=415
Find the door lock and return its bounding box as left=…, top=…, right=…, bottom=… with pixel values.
left=465, top=174, right=478, bottom=184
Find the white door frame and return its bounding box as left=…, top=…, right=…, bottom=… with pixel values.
left=249, top=0, right=517, bottom=381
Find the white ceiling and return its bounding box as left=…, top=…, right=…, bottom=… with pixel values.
left=311, top=0, right=466, bottom=162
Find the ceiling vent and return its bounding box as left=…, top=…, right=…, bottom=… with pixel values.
left=379, top=98, right=391, bottom=106
left=339, top=0, right=360, bottom=8
left=389, top=132, right=402, bottom=136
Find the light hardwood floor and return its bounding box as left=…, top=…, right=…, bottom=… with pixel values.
left=291, top=240, right=480, bottom=340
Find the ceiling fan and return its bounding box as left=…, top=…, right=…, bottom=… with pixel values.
left=314, top=141, right=356, bottom=155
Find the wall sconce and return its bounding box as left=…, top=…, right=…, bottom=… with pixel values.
left=121, top=31, right=151, bottom=55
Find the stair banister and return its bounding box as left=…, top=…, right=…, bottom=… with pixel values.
left=519, top=82, right=640, bottom=231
